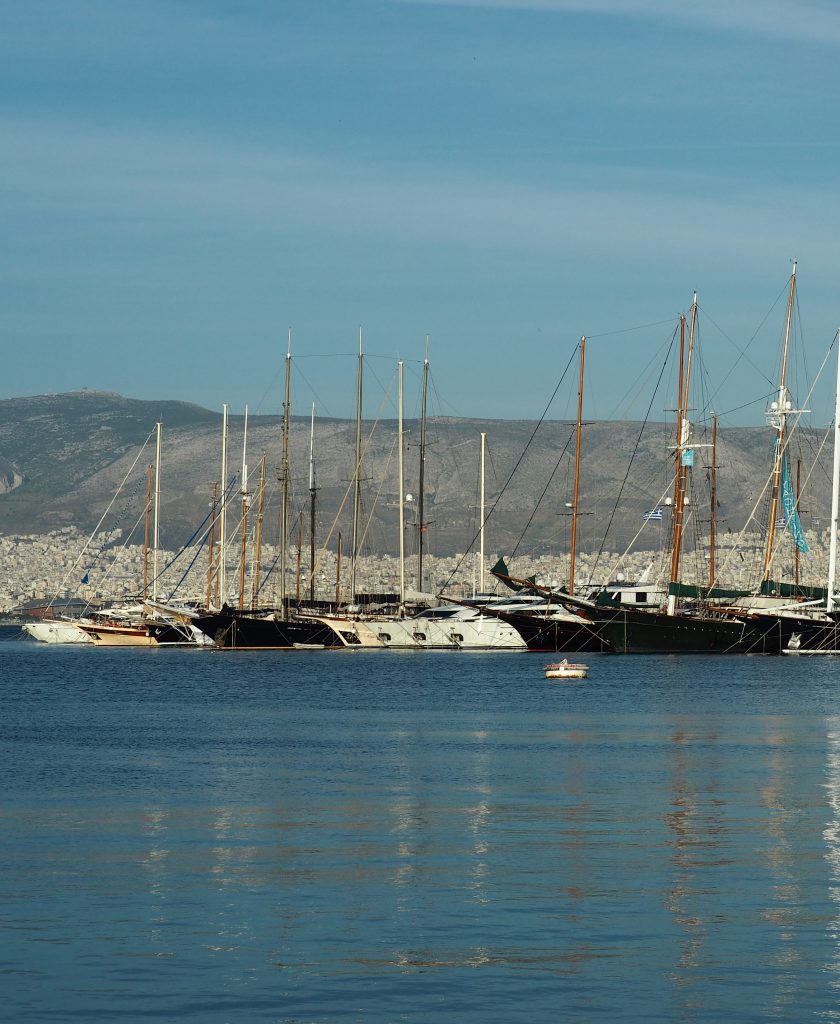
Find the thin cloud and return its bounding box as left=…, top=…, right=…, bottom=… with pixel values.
left=395, top=0, right=840, bottom=45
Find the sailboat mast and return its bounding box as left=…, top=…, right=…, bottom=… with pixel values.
left=763, top=262, right=797, bottom=581
left=569, top=336, right=585, bottom=596
left=479, top=431, right=487, bottom=594
left=709, top=415, right=717, bottom=589
left=309, top=403, right=316, bottom=605
left=206, top=482, right=218, bottom=608
left=669, top=296, right=697, bottom=608
left=828, top=328, right=840, bottom=613
left=252, top=455, right=266, bottom=610
left=143, top=463, right=152, bottom=600
left=417, top=348, right=429, bottom=592
left=238, top=407, right=249, bottom=610
left=350, top=329, right=363, bottom=604
left=398, top=361, right=405, bottom=607
left=220, top=404, right=229, bottom=605
left=152, top=421, right=162, bottom=602
left=279, top=332, right=292, bottom=611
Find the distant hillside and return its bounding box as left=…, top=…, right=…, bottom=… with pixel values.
left=0, top=391, right=833, bottom=565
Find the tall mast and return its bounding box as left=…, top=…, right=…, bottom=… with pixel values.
left=350, top=328, right=363, bottom=604
left=251, top=455, right=266, bottom=610
left=206, top=482, right=218, bottom=608
left=763, top=262, right=797, bottom=581
left=479, top=431, right=487, bottom=594
left=296, top=511, right=303, bottom=605
left=219, top=404, right=229, bottom=605
left=335, top=532, right=342, bottom=607
left=709, top=415, right=717, bottom=590
left=828, top=328, right=840, bottom=613
left=279, top=331, right=292, bottom=611
left=398, top=361, right=405, bottom=607
left=152, top=421, right=162, bottom=602
left=569, top=337, right=585, bottom=596
left=238, top=407, right=249, bottom=610
left=417, top=344, right=429, bottom=592
left=309, top=402, right=317, bottom=605
left=143, top=463, right=152, bottom=600
left=668, top=296, right=697, bottom=614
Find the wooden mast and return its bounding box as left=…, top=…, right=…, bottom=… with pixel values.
left=143, top=463, right=152, bottom=600
left=295, top=511, right=303, bottom=605
left=152, top=421, right=161, bottom=602
left=569, top=336, right=585, bottom=596
left=827, top=327, right=840, bottom=614
left=238, top=407, right=249, bottom=610
left=763, top=262, right=797, bottom=582
left=309, top=403, right=316, bottom=605
left=219, top=404, right=229, bottom=605
left=335, top=532, right=342, bottom=607
left=668, top=296, right=698, bottom=614
left=709, top=415, right=717, bottom=590
left=279, top=332, right=292, bottom=612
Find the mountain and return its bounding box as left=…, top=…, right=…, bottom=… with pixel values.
left=0, top=391, right=832, bottom=567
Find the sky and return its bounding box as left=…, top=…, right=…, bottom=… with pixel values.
left=3, top=0, right=840, bottom=427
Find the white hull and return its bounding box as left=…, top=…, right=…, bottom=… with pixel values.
left=23, top=620, right=93, bottom=644
left=312, top=606, right=527, bottom=650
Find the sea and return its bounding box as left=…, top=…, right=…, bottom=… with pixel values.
left=4, top=628, right=840, bottom=1022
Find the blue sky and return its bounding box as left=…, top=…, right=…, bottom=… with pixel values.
left=3, top=0, right=840, bottom=426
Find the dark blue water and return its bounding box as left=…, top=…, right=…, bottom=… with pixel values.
left=4, top=641, right=840, bottom=1022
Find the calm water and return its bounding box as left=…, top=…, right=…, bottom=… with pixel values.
left=4, top=637, right=840, bottom=1022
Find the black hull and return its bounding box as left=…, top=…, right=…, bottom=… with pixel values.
left=786, top=617, right=840, bottom=654
left=194, top=612, right=343, bottom=649
left=599, top=609, right=805, bottom=655
left=499, top=612, right=612, bottom=653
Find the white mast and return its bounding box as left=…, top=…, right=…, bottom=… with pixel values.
left=479, top=431, right=486, bottom=594
left=350, top=327, right=363, bottom=604
left=219, top=403, right=229, bottom=604
left=152, top=421, right=162, bottom=602
left=398, top=360, right=405, bottom=607
left=828, top=328, right=840, bottom=613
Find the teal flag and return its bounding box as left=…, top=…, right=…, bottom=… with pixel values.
left=780, top=453, right=809, bottom=553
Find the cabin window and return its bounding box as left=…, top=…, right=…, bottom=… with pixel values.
left=636, top=592, right=647, bottom=603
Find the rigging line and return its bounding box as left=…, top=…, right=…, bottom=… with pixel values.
left=48, top=427, right=157, bottom=611
left=697, top=300, right=780, bottom=398
left=436, top=346, right=580, bottom=596
left=442, top=425, right=578, bottom=595
left=589, top=323, right=680, bottom=587
left=586, top=316, right=680, bottom=339
left=150, top=498, right=218, bottom=597
left=713, top=334, right=836, bottom=588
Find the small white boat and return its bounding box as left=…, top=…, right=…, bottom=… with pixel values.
left=544, top=658, right=588, bottom=680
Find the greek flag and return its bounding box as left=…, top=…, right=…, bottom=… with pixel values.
left=642, top=507, right=663, bottom=522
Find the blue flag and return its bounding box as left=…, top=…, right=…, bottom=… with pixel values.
left=780, top=453, right=809, bottom=553
left=81, top=573, right=89, bottom=584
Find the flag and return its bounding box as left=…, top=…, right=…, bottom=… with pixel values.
left=81, top=573, right=89, bottom=584
left=642, top=507, right=663, bottom=522
left=780, top=453, right=809, bottom=553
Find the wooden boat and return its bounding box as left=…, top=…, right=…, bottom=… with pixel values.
left=544, top=658, right=588, bottom=679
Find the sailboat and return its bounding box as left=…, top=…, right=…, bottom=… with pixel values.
left=784, top=326, right=840, bottom=654
left=597, top=272, right=825, bottom=653
left=192, top=337, right=345, bottom=649
left=477, top=338, right=613, bottom=652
